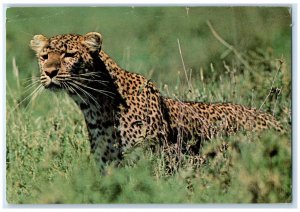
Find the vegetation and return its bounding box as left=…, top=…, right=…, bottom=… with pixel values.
left=6, top=7, right=292, bottom=204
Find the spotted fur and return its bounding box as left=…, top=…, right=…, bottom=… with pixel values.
left=30, top=32, right=283, bottom=168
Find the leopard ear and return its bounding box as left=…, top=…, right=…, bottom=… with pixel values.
left=30, top=35, right=49, bottom=54
left=82, top=32, right=103, bottom=53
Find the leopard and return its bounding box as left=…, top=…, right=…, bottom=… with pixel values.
left=30, top=32, right=283, bottom=169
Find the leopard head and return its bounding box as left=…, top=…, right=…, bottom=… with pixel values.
left=30, top=32, right=103, bottom=90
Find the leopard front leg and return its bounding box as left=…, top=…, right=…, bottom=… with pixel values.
left=87, top=125, right=123, bottom=170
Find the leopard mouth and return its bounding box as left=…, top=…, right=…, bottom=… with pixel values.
left=44, top=82, right=62, bottom=90
left=41, top=78, right=63, bottom=91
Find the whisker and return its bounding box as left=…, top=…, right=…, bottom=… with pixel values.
left=10, top=84, right=44, bottom=113
left=67, top=83, right=94, bottom=107
left=24, top=85, right=44, bottom=110
left=73, top=72, right=103, bottom=77
left=61, top=81, right=72, bottom=93
left=61, top=81, right=81, bottom=102
left=71, top=72, right=105, bottom=79
left=62, top=81, right=83, bottom=102
left=23, top=80, right=41, bottom=91
left=21, top=76, right=40, bottom=84
left=61, top=81, right=81, bottom=101
left=71, top=72, right=110, bottom=80
left=67, top=81, right=101, bottom=108
left=68, top=76, right=109, bottom=85
left=71, top=80, right=115, bottom=99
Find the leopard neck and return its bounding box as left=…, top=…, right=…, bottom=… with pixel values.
left=98, top=50, right=129, bottom=94
left=67, top=50, right=127, bottom=114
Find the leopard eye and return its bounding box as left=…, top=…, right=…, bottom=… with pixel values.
left=64, top=52, right=76, bottom=58
left=40, top=54, right=48, bottom=60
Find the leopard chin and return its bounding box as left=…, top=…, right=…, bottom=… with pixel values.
left=41, top=78, right=62, bottom=90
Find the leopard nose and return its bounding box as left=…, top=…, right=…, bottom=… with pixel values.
left=44, top=68, right=59, bottom=79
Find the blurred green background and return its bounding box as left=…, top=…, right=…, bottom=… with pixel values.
left=6, top=7, right=292, bottom=204
left=6, top=7, right=291, bottom=86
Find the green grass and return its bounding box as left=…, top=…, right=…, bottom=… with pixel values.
left=6, top=7, right=292, bottom=204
